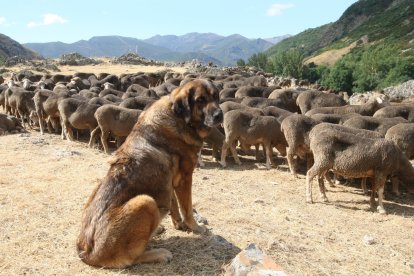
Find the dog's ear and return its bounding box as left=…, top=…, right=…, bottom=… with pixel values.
left=171, top=87, right=194, bottom=123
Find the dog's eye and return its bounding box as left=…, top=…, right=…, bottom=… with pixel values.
left=196, top=97, right=206, bottom=104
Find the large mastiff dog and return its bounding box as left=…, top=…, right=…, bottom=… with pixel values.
left=77, top=79, right=223, bottom=268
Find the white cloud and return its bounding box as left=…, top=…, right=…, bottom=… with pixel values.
left=0, top=17, right=5, bottom=25
left=27, top=13, right=67, bottom=28
left=266, top=3, right=295, bottom=16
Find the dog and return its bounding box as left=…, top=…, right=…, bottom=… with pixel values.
left=76, top=79, right=223, bottom=268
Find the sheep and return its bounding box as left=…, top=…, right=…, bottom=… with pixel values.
left=385, top=123, right=414, bottom=160
left=282, top=117, right=382, bottom=180
left=198, top=126, right=225, bottom=166
left=219, top=101, right=264, bottom=116
left=281, top=114, right=320, bottom=178
left=88, top=97, right=116, bottom=106
left=234, top=85, right=278, bottom=99
left=306, top=122, right=414, bottom=214
left=57, top=98, right=100, bottom=141
left=241, top=96, right=298, bottom=113
left=51, top=74, right=72, bottom=84
left=152, top=82, right=178, bottom=97
left=267, top=88, right=303, bottom=113
left=89, top=74, right=120, bottom=89
left=305, top=94, right=388, bottom=116
left=296, top=90, right=347, bottom=114
left=220, top=110, right=287, bottom=169
left=102, top=94, right=123, bottom=103
left=98, top=88, right=125, bottom=98
left=4, top=86, right=35, bottom=127
left=309, top=113, right=361, bottom=125
left=342, top=116, right=407, bottom=136
left=89, top=105, right=142, bottom=153
left=78, top=90, right=98, bottom=99
left=219, top=88, right=238, bottom=99
left=0, top=113, right=24, bottom=135
left=119, top=96, right=156, bottom=110
left=68, top=77, right=91, bottom=91
left=262, top=106, right=293, bottom=123
left=373, top=103, right=414, bottom=122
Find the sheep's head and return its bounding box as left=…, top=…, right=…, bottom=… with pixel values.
left=22, top=78, right=31, bottom=90
left=7, top=79, right=15, bottom=88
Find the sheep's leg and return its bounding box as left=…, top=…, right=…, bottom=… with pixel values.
left=101, top=130, right=111, bottom=154
left=65, top=124, right=74, bottom=141
left=375, top=175, right=387, bottom=214
left=391, top=176, right=400, bottom=196
left=361, top=178, right=369, bottom=195
left=264, top=143, right=272, bottom=170
left=318, top=172, right=329, bottom=202
left=220, top=141, right=230, bottom=167
left=230, top=141, right=242, bottom=165
left=197, top=148, right=205, bottom=167
left=46, top=116, right=54, bottom=134
left=255, top=144, right=263, bottom=161
left=306, top=165, right=319, bottom=203
left=38, top=113, right=45, bottom=135
left=324, top=171, right=336, bottom=188
left=286, top=147, right=297, bottom=177
left=88, top=126, right=99, bottom=148
left=60, top=118, right=66, bottom=139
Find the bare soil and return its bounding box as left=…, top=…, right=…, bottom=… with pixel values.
left=1, top=129, right=413, bottom=275
left=0, top=64, right=413, bottom=275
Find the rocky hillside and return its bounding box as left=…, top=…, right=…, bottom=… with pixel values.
left=0, top=33, right=39, bottom=63
left=266, top=0, right=414, bottom=61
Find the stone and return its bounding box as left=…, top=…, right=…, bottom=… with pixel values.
left=224, top=243, right=288, bottom=276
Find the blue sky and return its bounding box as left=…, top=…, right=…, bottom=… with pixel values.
left=0, top=0, right=357, bottom=43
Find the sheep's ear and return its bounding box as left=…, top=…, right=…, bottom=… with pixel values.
left=171, top=87, right=193, bottom=123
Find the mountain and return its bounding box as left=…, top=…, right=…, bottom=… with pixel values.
left=0, top=33, right=39, bottom=62
left=266, top=0, right=414, bottom=63
left=144, top=33, right=278, bottom=64
left=24, top=33, right=288, bottom=65
left=264, top=35, right=291, bottom=44
left=24, top=36, right=174, bottom=60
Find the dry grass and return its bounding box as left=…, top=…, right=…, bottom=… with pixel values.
left=1, top=129, right=413, bottom=275
left=5, top=59, right=188, bottom=76
left=305, top=42, right=357, bottom=66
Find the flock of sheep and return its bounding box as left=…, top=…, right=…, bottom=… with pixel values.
left=1, top=70, right=414, bottom=214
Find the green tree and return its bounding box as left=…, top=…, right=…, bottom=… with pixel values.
left=270, top=48, right=306, bottom=79
left=236, top=59, right=246, bottom=66
left=247, top=53, right=269, bottom=71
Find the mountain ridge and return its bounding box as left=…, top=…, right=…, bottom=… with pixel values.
left=23, top=33, right=289, bottom=65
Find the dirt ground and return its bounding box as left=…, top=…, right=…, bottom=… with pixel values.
left=0, top=64, right=413, bottom=275
left=0, top=128, right=413, bottom=275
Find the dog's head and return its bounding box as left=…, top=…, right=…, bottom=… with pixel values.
left=171, top=79, right=223, bottom=128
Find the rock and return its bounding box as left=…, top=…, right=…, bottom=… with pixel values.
left=362, top=235, right=376, bottom=245
left=54, top=149, right=81, bottom=157
left=58, top=53, right=101, bottom=66
left=193, top=209, right=208, bottom=225
left=224, top=243, right=288, bottom=276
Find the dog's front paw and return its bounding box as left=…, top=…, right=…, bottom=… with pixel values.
left=173, top=220, right=190, bottom=232
left=191, top=223, right=207, bottom=234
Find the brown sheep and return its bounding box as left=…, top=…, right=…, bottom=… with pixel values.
left=89, top=105, right=142, bottom=153
left=305, top=95, right=388, bottom=116
left=296, top=90, right=347, bottom=114
left=58, top=98, right=100, bottom=141
left=307, top=123, right=414, bottom=214
left=220, top=110, right=287, bottom=169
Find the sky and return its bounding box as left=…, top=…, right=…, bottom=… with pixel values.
left=0, top=0, right=357, bottom=44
